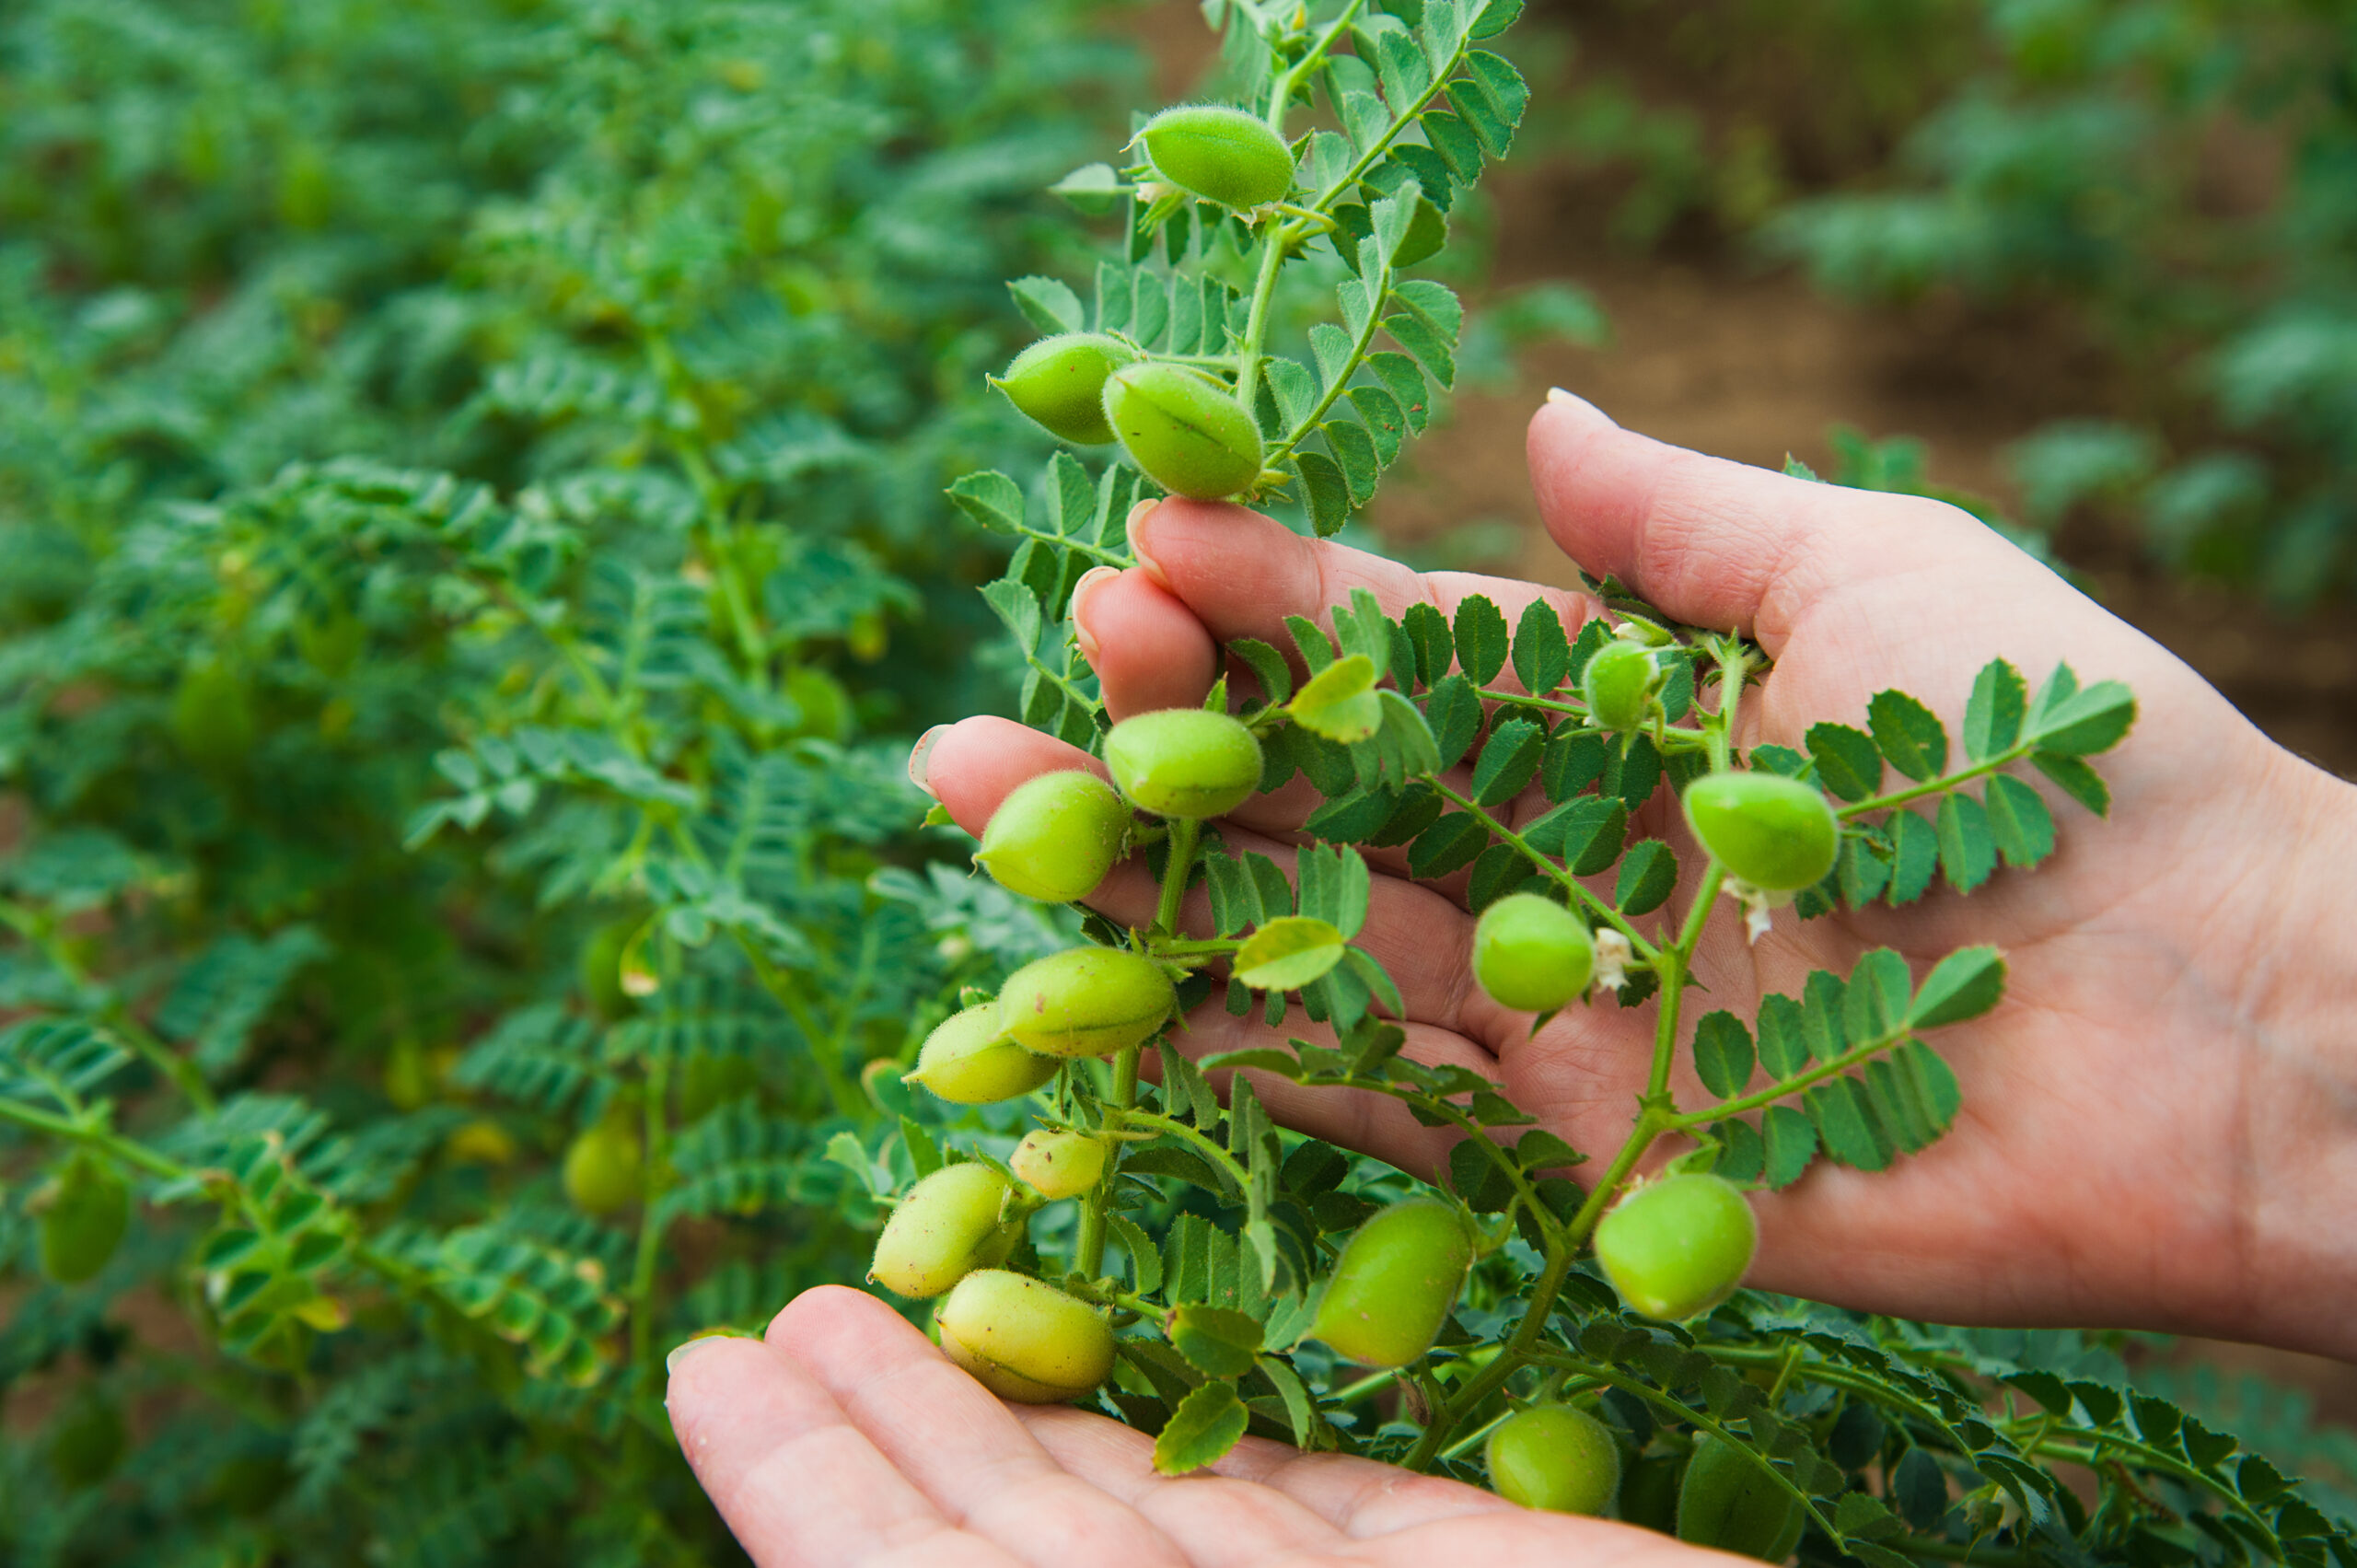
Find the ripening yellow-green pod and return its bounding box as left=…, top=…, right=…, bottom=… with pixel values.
left=935, top=1270, right=1116, bottom=1404
left=903, top=1004, right=1060, bottom=1106
left=869, top=1162, right=1023, bottom=1299
left=1009, top=1129, right=1107, bottom=1200
left=996, top=947, right=1176, bottom=1059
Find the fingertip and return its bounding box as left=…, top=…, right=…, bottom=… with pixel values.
left=768, top=1283, right=925, bottom=1360
left=1074, top=566, right=1219, bottom=720
left=923, top=716, right=1105, bottom=839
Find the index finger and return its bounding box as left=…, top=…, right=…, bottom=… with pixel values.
left=1118, top=500, right=1596, bottom=698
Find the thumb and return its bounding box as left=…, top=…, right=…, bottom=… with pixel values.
left=1526, top=389, right=2001, bottom=652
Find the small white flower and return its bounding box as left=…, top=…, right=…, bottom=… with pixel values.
left=1721, top=877, right=1795, bottom=946
left=1592, top=929, right=1633, bottom=995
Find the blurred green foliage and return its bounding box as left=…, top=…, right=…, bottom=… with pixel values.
left=0, top=1, right=1127, bottom=1562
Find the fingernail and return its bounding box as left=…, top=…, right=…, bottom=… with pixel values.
left=1127, top=505, right=1175, bottom=591
left=1070, top=566, right=1119, bottom=666
left=908, top=725, right=949, bottom=799
left=667, top=1335, right=726, bottom=1376
left=1547, top=387, right=1618, bottom=426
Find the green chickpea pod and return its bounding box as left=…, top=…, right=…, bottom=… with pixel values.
left=1593, top=1172, right=1758, bottom=1321
left=973, top=770, right=1130, bottom=903
left=1136, top=105, right=1295, bottom=208
left=1681, top=772, right=1840, bottom=893
left=1583, top=638, right=1665, bottom=733
left=563, top=1117, right=644, bottom=1216
left=869, top=1162, right=1022, bottom=1299
left=36, top=1154, right=131, bottom=1285
left=903, top=1004, right=1059, bottom=1106
left=1309, top=1198, right=1473, bottom=1368
left=1009, top=1129, right=1107, bottom=1200
left=1678, top=1437, right=1806, bottom=1562
left=991, top=333, right=1140, bottom=446
left=1472, top=893, right=1596, bottom=1013
left=1100, top=364, right=1266, bottom=501
left=1103, top=708, right=1264, bottom=819
left=1486, top=1404, right=1623, bottom=1516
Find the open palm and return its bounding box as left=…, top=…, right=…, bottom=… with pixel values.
left=917, top=395, right=2357, bottom=1360
left=668, top=1285, right=1712, bottom=1568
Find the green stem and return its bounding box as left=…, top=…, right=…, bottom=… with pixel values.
left=1425, top=780, right=1659, bottom=962
left=1706, top=638, right=1754, bottom=774
left=1075, top=1040, right=1142, bottom=1281
left=1646, top=862, right=1723, bottom=1099
left=1663, top=1021, right=1910, bottom=1129
left=1403, top=1241, right=1574, bottom=1471
left=1148, top=936, right=1244, bottom=959
left=1153, top=816, right=1202, bottom=938
left=1840, top=747, right=2032, bottom=818
left=1120, top=1107, right=1251, bottom=1196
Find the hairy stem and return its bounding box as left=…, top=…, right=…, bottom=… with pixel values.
left=1425, top=780, right=1659, bottom=962
left=1075, top=1040, right=1142, bottom=1281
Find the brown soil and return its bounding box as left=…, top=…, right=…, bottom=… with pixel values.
left=1375, top=204, right=2357, bottom=782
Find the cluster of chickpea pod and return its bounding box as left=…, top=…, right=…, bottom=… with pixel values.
left=871, top=673, right=1834, bottom=1526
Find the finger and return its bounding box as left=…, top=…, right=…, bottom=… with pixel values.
left=1009, top=1408, right=1344, bottom=1568
left=768, top=1287, right=1179, bottom=1567
left=1072, top=564, right=1219, bottom=722
left=666, top=1318, right=1002, bottom=1568
left=1018, top=1409, right=1686, bottom=1566
left=1130, top=500, right=1595, bottom=692
left=1525, top=390, right=2006, bottom=653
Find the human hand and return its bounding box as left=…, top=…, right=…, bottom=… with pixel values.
left=913, top=393, right=2357, bottom=1359
left=665, top=1284, right=1709, bottom=1567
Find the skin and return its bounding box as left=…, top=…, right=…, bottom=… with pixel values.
left=670, top=391, right=2357, bottom=1565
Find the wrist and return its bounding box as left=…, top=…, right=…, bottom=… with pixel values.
left=2223, top=752, right=2357, bottom=1359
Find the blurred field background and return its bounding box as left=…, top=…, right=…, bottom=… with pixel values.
left=2, top=1, right=2351, bottom=1562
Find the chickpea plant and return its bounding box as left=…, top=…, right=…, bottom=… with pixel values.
left=885, top=3, right=2357, bottom=1565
